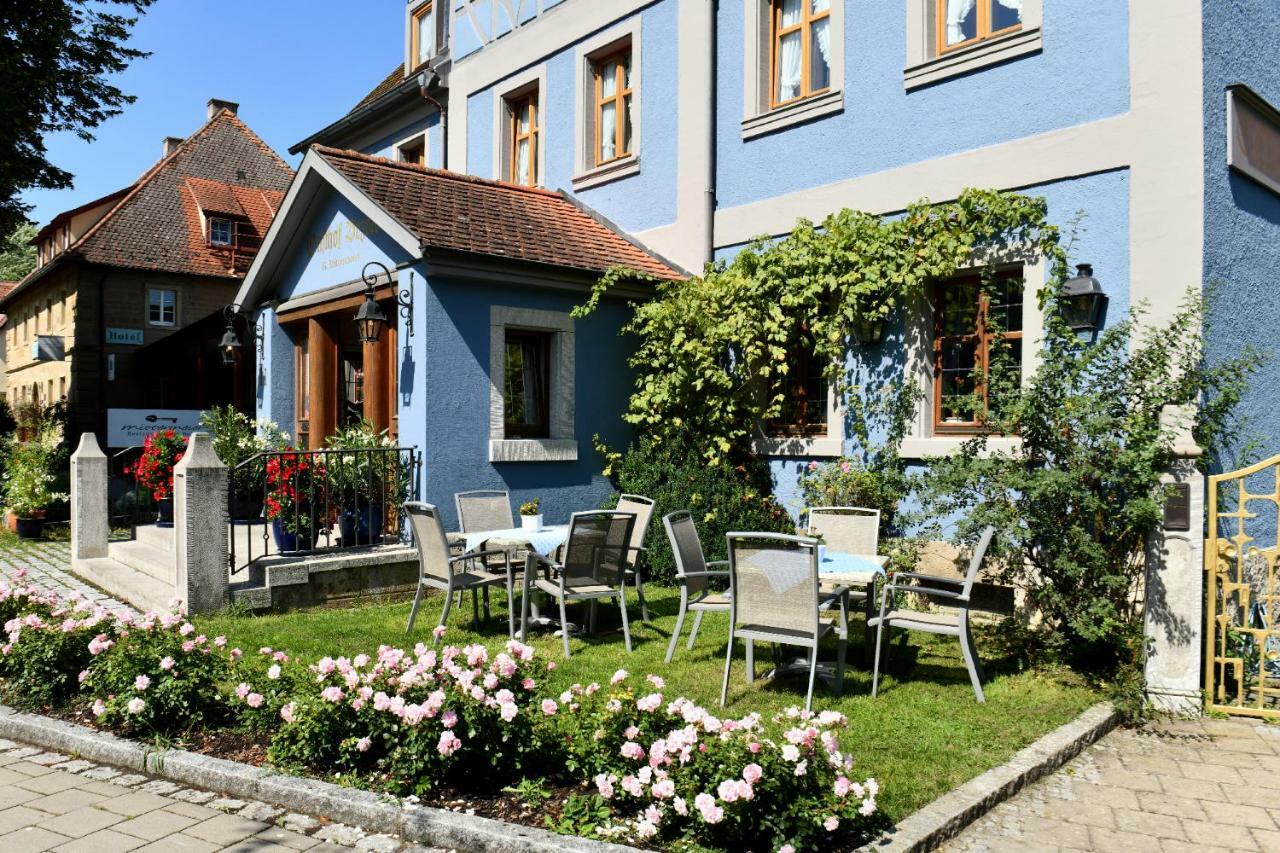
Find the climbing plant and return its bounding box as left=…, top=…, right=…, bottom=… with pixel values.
left=577, top=188, right=1069, bottom=462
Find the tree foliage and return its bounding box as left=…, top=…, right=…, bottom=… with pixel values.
left=578, top=189, right=1065, bottom=462
left=0, top=223, right=37, bottom=281
left=912, top=289, right=1263, bottom=670
left=0, top=1, right=156, bottom=235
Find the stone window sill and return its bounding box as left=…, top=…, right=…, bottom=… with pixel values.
left=489, top=439, right=579, bottom=463
left=900, top=435, right=1021, bottom=459
left=904, top=27, right=1042, bottom=91
left=741, top=90, right=845, bottom=141
left=571, top=156, right=640, bottom=191
left=752, top=435, right=843, bottom=458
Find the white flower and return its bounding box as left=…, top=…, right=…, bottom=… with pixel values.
left=126, top=697, right=145, bottom=715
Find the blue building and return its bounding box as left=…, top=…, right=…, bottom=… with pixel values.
left=238, top=1, right=1280, bottom=526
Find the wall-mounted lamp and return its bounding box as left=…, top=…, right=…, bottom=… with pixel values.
left=220, top=305, right=264, bottom=367
left=1060, top=263, right=1107, bottom=333
left=356, top=261, right=415, bottom=344
left=852, top=297, right=888, bottom=347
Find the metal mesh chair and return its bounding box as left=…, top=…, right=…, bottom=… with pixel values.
left=806, top=506, right=880, bottom=555
left=720, top=532, right=848, bottom=713
left=616, top=494, right=656, bottom=622
left=520, top=510, right=636, bottom=657
left=455, top=490, right=514, bottom=533
left=662, top=511, right=731, bottom=663
left=404, top=502, right=515, bottom=642
left=869, top=525, right=996, bottom=702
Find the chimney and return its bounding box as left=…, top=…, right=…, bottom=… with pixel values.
left=207, top=98, right=239, bottom=120
left=162, top=136, right=184, bottom=157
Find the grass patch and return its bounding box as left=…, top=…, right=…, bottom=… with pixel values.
left=199, top=584, right=1098, bottom=820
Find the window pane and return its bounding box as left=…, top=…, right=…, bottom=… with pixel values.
left=600, top=61, right=618, bottom=98
left=599, top=101, right=617, bottom=161
left=416, top=8, right=433, bottom=64
left=504, top=333, right=550, bottom=437
left=622, top=93, right=633, bottom=155
left=939, top=340, right=978, bottom=422
left=990, top=0, right=1023, bottom=32
left=517, top=102, right=531, bottom=133
left=809, top=18, right=831, bottom=92
left=515, top=138, right=531, bottom=185
left=944, top=0, right=978, bottom=46
left=811, top=0, right=830, bottom=12
left=940, top=285, right=979, bottom=335
left=622, top=53, right=631, bottom=89
left=775, top=30, right=802, bottom=102
left=988, top=279, right=1024, bottom=333
left=780, top=0, right=802, bottom=27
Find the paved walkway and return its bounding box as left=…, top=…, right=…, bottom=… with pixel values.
left=943, top=715, right=1280, bottom=852
left=0, top=736, right=442, bottom=853
left=0, top=540, right=134, bottom=614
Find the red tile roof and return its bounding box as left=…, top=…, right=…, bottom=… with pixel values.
left=314, top=146, right=685, bottom=281
left=350, top=65, right=409, bottom=114
left=4, top=108, right=293, bottom=307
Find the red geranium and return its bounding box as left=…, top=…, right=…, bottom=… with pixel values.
left=126, top=430, right=189, bottom=501
left=264, top=449, right=328, bottom=536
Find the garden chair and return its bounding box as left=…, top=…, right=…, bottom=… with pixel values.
left=662, top=511, right=732, bottom=663
left=805, top=506, right=880, bottom=555
left=720, top=532, right=849, bottom=713
left=453, top=489, right=518, bottom=592
left=520, top=510, right=637, bottom=658
left=616, top=493, right=656, bottom=622
left=869, top=525, right=996, bottom=703
left=404, top=501, right=515, bottom=642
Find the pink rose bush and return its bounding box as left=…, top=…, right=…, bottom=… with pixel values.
left=544, top=672, right=885, bottom=850
left=0, top=583, right=118, bottom=707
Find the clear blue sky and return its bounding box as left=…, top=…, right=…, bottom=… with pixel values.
left=20, top=0, right=404, bottom=227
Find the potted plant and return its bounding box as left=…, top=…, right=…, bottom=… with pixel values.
left=2, top=426, right=67, bottom=540
left=325, top=421, right=402, bottom=546
left=519, top=498, right=542, bottom=532
left=201, top=405, right=287, bottom=522
left=264, top=448, right=327, bottom=552
left=126, top=430, right=188, bottom=526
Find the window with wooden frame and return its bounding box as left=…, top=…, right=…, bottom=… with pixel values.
left=396, top=135, right=426, bottom=167
left=503, top=329, right=552, bottom=438
left=508, top=90, right=540, bottom=186
left=770, top=0, right=832, bottom=108
left=767, top=346, right=829, bottom=437
left=932, top=272, right=1023, bottom=432
left=208, top=218, right=234, bottom=246
left=593, top=47, right=633, bottom=166
left=410, top=2, right=434, bottom=69
left=937, top=0, right=1023, bottom=54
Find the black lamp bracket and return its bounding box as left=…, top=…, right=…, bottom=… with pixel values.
left=361, top=261, right=415, bottom=340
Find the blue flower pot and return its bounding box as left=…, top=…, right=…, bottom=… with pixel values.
left=338, top=504, right=384, bottom=547
left=271, top=518, right=315, bottom=553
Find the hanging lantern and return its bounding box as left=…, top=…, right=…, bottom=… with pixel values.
left=219, top=321, right=242, bottom=366
left=354, top=288, right=389, bottom=344
left=1061, top=263, right=1107, bottom=332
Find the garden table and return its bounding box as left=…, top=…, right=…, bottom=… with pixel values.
left=460, top=525, right=572, bottom=631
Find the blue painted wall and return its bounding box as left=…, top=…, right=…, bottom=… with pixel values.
left=1202, top=0, right=1280, bottom=472
left=415, top=275, right=637, bottom=531
left=256, top=306, right=297, bottom=436
left=465, top=0, right=679, bottom=234
left=364, top=113, right=445, bottom=169
left=274, top=191, right=410, bottom=301
left=714, top=0, right=1130, bottom=209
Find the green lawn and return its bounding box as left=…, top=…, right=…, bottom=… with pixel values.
left=199, top=584, right=1098, bottom=820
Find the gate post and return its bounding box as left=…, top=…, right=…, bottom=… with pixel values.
left=174, top=432, right=229, bottom=615
left=70, top=433, right=109, bottom=564
left=1143, top=405, right=1204, bottom=715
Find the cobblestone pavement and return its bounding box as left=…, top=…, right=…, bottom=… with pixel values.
left=0, top=736, right=446, bottom=853
left=0, top=540, right=134, bottom=614
left=943, top=715, right=1280, bottom=852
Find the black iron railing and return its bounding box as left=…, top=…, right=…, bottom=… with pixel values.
left=108, top=445, right=154, bottom=541
left=228, top=446, right=420, bottom=576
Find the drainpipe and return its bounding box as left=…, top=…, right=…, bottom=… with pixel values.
left=418, top=71, right=447, bottom=171
left=705, top=0, right=718, bottom=265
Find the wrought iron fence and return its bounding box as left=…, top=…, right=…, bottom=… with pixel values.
left=228, top=446, right=420, bottom=576
left=108, top=445, right=155, bottom=541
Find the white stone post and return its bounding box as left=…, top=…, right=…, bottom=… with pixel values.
left=1143, top=405, right=1205, bottom=715
left=70, top=433, right=109, bottom=564
left=174, top=432, right=229, bottom=615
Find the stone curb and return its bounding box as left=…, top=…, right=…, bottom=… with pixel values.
left=859, top=701, right=1120, bottom=853
left=0, top=704, right=639, bottom=853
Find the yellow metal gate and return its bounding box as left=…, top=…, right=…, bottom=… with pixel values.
left=1205, top=453, right=1280, bottom=717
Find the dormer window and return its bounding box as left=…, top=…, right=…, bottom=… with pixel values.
left=411, top=2, right=434, bottom=69
left=209, top=218, right=234, bottom=246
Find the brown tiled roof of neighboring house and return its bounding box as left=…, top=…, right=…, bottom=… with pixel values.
left=2, top=108, right=293, bottom=308
left=350, top=65, right=408, bottom=114
left=314, top=146, right=685, bottom=281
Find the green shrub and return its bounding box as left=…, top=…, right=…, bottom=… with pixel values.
left=606, top=438, right=794, bottom=585
left=0, top=593, right=105, bottom=708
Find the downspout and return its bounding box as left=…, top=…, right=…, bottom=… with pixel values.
left=705, top=0, right=718, bottom=264
left=418, top=71, right=447, bottom=171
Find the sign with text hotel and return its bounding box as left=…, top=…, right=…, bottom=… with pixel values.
left=106, top=408, right=205, bottom=448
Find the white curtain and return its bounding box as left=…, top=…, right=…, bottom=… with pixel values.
left=945, top=0, right=977, bottom=46
left=515, top=138, right=530, bottom=186
left=599, top=103, right=617, bottom=162
left=998, top=0, right=1023, bottom=13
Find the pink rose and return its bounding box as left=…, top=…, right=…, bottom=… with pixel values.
left=134, top=674, right=150, bottom=691
left=246, top=692, right=264, bottom=708
left=824, top=816, right=839, bottom=832
left=743, top=763, right=763, bottom=784
left=540, top=699, right=557, bottom=716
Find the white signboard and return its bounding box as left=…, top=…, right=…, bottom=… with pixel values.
left=107, top=409, right=205, bottom=448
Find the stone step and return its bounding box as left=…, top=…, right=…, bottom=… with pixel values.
left=108, top=540, right=175, bottom=585
left=73, top=558, right=175, bottom=614
left=134, top=524, right=175, bottom=552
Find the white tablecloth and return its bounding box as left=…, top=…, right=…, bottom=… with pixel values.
left=462, top=524, right=569, bottom=558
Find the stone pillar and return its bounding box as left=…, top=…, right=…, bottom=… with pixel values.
left=1143, top=405, right=1205, bottom=715
left=174, top=432, right=229, bottom=615
left=70, top=433, right=109, bottom=563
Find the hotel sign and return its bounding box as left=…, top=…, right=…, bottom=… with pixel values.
left=106, top=328, right=144, bottom=345
left=304, top=214, right=377, bottom=273
left=106, top=408, right=204, bottom=448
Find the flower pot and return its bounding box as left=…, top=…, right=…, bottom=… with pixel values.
left=14, top=517, right=43, bottom=540
left=4, top=511, right=14, bottom=534
left=155, top=498, right=174, bottom=528
left=272, top=518, right=315, bottom=553
left=338, top=503, right=385, bottom=546
left=520, top=513, right=543, bottom=532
